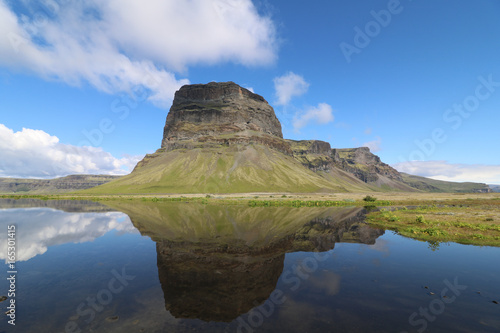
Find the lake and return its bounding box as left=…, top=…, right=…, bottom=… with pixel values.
left=0, top=199, right=499, bottom=333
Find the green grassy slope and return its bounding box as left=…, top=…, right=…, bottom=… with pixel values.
left=82, top=144, right=367, bottom=194
left=401, top=173, right=491, bottom=193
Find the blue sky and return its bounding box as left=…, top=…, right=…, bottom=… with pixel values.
left=0, top=0, right=499, bottom=184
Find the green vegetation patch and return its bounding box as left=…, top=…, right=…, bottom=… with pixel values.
left=366, top=200, right=500, bottom=247
left=247, top=199, right=392, bottom=207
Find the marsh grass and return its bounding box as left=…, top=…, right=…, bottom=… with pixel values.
left=367, top=200, right=500, bottom=247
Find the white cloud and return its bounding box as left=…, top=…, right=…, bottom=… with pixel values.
left=0, top=209, right=137, bottom=262
left=334, top=122, right=351, bottom=130
left=0, top=124, right=142, bottom=178
left=273, top=72, right=310, bottom=106
left=0, top=0, right=277, bottom=107
left=362, top=136, right=382, bottom=152
left=392, top=160, right=500, bottom=184
left=293, top=103, right=334, bottom=132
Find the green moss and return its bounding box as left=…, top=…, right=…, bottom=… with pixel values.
left=367, top=201, right=500, bottom=247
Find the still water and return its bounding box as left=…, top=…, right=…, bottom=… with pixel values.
left=0, top=199, right=499, bottom=333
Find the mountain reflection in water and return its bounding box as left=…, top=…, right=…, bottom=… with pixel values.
left=107, top=201, right=384, bottom=322
left=2, top=199, right=498, bottom=333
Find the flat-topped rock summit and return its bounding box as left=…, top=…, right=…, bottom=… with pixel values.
left=162, top=82, right=283, bottom=149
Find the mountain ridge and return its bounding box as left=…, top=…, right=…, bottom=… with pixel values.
left=0, top=175, right=120, bottom=194
left=489, top=185, right=500, bottom=193
left=80, top=82, right=491, bottom=194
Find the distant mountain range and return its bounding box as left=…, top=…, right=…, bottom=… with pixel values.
left=0, top=175, right=120, bottom=194
left=489, top=185, right=500, bottom=193
left=401, top=173, right=492, bottom=193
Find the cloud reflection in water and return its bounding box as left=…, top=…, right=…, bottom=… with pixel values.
left=0, top=208, right=138, bottom=262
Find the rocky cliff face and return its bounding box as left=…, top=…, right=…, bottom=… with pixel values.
left=288, top=140, right=403, bottom=184
left=162, top=82, right=283, bottom=148
left=333, top=147, right=404, bottom=183
left=287, top=140, right=335, bottom=172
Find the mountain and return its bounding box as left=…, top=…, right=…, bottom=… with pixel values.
left=0, top=175, right=120, bottom=194
left=82, top=82, right=399, bottom=194
left=489, top=185, right=500, bottom=193
left=401, top=173, right=492, bottom=193
left=288, top=141, right=416, bottom=192
left=79, top=82, right=490, bottom=194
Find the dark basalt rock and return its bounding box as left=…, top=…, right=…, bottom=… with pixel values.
left=161, top=82, right=283, bottom=147
left=288, top=140, right=332, bottom=156
left=287, top=140, right=403, bottom=183
left=333, top=147, right=404, bottom=183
